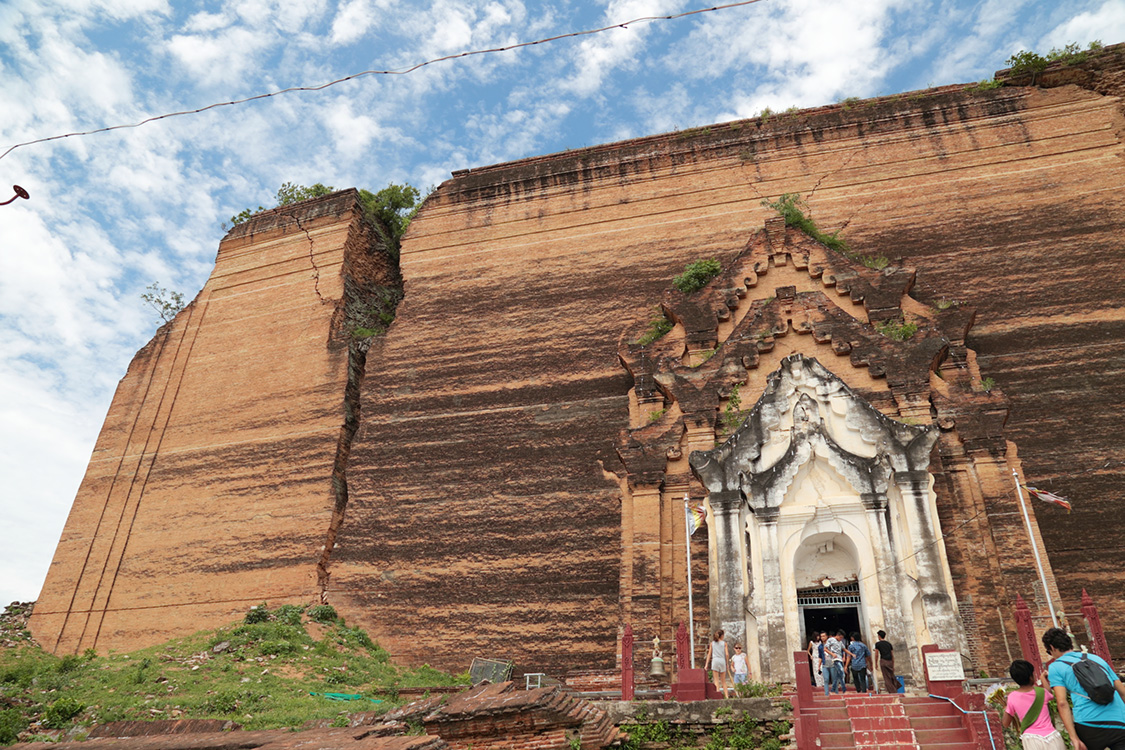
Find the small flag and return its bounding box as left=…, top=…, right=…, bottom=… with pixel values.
left=1023, top=485, right=1072, bottom=512
left=686, top=501, right=706, bottom=535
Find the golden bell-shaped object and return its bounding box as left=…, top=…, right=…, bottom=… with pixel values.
left=649, top=655, right=667, bottom=678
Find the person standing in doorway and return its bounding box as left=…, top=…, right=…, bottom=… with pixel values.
left=874, top=630, right=897, bottom=694
left=825, top=630, right=847, bottom=695
left=704, top=629, right=732, bottom=699
left=845, top=632, right=872, bottom=693
left=1042, top=627, right=1125, bottom=750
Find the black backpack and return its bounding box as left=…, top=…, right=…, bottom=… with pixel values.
left=1064, top=652, right=1116, bottom=705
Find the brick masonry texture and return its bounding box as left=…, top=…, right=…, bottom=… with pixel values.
left=12, top=727, right=448, bottom=750
left=31, top=46, right=1125, bottom=674
left=30, top=191, right=396, bottom=655
left=336, top=67, right=1125, bottom=671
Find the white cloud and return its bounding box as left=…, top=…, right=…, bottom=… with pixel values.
left=561, top=0, right=686, bottom=96
left=673, top=0, right=909, bottom=120
left=184, top=10, right=230, bottom=33
left=166, top=26, right=274, bottom=89
left=1041, top=1, right=1125, bottom=49
left=324, top=99, right=391, bottom=158
left=927, top=0, right=1033, bottom=83
left=330, top=0, right=380, bottom=45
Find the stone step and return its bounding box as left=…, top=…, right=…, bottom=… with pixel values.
left=908, top=715, right=964, bottom=731
left=819, top=731, right=856, bottom=749
left=915, top=727, right=972, bottom=744
left=852, top=727, right=916, bottom=745
left=913, top=742, right=978, bottom=750
left=818, top=719, right=852, bottom=733
left=904, top=702, right=961, bottom=717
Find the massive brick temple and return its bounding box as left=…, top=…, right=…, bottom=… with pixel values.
left=31, top=48, right=1125, bottom=679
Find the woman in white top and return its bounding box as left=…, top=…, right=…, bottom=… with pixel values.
left=704, top=629, right=732, bottom=699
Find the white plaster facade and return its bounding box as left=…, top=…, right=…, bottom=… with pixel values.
left=690, top=354, right=965, bottom=682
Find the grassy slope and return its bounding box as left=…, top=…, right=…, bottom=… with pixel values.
left=0, top=603, right=467, bottom=744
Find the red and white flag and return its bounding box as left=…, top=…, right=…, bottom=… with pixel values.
left=1022, top=485, right=1072, bottom=512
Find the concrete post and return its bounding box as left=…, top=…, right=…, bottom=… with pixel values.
left=1014, top=594, right=1043, bottom=678
left=1081, top=589, right=1114, bottom=670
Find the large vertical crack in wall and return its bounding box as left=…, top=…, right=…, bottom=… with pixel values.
left=316, top=219, right=403, bottom=601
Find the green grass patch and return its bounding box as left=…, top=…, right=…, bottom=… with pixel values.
left=875, top=318, right=918, bottom=341
left=0, top=602, right=468, bottom=744
left=673, top=259, right=722, bottom=294
left=636, top=312, right=674, bottom=346
left=761, top=193, right=852, bottom=257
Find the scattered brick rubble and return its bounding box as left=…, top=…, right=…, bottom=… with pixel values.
left=14, top=727, right=448, bottom=750
left=383, top=681, right=619, bottom=750
left=88, top=720, right=242, bottom=738
left=11, top=682, right=620, bottom=750
left=1, top=601, right=37, bottom=648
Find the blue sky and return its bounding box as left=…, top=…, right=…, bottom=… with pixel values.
left=1, top=0, right=1123, bottom=608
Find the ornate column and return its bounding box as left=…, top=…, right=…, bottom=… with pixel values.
left=755, top=506, right=788, bottom=681
left=894, top=470, right=961, bottom=650
left=1014, top=594, right=1043, bottom=677
left=861, top=492, right=909, bottom=665
left=708, top=489, right=748, bottom=654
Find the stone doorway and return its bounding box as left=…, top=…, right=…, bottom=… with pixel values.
left=798, top=582, right=863, bottom=642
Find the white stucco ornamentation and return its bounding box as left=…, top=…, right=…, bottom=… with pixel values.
left=690, top=354, right=964, bottom=682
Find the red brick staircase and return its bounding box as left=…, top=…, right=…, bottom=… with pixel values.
left=790, top=652, right=1001, bottom=750
left=803, top=692, right=980, bottom=750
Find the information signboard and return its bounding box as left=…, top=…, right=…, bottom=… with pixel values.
left=925, top=651, right=966, bottom=681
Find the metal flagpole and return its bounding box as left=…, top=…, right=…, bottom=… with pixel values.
left=1013, top=469, right=1059, bottom=628
left=684, top=493, right=696, bottom=669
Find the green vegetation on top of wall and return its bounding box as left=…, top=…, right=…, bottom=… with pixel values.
left=0, top=602, right=467, bottom=744
left=762, top=193, right=892, bottom=270
left=636, top=309, right=675, bottom=346
left=761, top=193, right=851, bottom=257
left=874, top=318, right=918, bottom=341
left=673, top=259, right=722, bottom=294
left=720, top=383, right=748, bottom=437
left=140, top=282, right=186, bottom=324
left=1006, top=40, right=1104, bottom=82
left=228, top=183, right=427, bottom=259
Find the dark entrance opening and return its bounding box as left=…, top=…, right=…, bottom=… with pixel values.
left=797, top=581, right=863, bottom=641
left=802, top=606, right=861, bottom=641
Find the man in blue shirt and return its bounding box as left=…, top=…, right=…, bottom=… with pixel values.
left=845, top=631, right=872, bottom=693
left=1043, top=627, right=1125, bottom=750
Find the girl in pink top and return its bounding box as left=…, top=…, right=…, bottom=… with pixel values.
left=1003, top=660, right=1065, bottom=750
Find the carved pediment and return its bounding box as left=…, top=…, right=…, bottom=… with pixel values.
left=614, top=216, right=1007, bottom=492
left=690, top=353, right=929, bottom=509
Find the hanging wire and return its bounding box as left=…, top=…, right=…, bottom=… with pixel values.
left=0, top=0, right=768, bottom=162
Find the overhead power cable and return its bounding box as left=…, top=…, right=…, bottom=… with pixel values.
left=0, top=0, right=767, bottom=162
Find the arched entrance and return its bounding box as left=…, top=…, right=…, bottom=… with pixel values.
left=793, top=534, right=864, bottom=644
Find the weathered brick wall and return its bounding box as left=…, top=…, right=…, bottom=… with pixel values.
left=334, top=63, right=1125, bottom=674
left=30, top=191, right=393, bottom=654
left=34, top=48, right=1125, bottom=674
